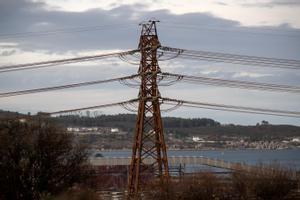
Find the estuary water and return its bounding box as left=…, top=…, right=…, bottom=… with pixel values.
left=92, top=149, right=300, bottom=199
left=95, top=149, right=300, bottom=170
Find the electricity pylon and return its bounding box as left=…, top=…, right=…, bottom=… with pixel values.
left=127, top=20, right=169, bottom=199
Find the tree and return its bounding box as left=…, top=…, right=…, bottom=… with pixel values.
left=261, top=120, right=269, bottom=125
left=0, top=119, right=88, bottom=200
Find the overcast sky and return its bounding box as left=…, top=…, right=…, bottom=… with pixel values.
left=0, top=0, right=300, bottom=125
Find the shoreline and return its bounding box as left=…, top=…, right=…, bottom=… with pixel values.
left=93, top=147, right=300, bottom=152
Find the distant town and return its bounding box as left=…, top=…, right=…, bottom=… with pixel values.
left=68, top=125, right=300, bottom=150
left=1, top=111, right=300, bottom=150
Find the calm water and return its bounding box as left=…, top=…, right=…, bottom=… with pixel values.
left=95, top=149, right=300, bottom=169
left=94, top=149, right=300, bottom=199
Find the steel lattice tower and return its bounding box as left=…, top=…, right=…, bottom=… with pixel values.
left=127, top=20, right=169, bottom=199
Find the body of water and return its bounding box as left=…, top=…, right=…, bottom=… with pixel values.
left=94, top=149, right=300, bottom=170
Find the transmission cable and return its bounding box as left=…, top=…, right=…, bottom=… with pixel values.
left=48, top=98, right=140, bottom=116
left=0, top=23, right=136, bottom=39
left=160, top=72, right=300, bottom=94
left=0, top=74, right=139, bottom=98
left=159, top=46, right=300, bottom=69
left=0, top=49, right=139, bottom=73
left=162, top=97, right=300, bottom=118
left=159, top=48, right=300, bottom=69
left=159, top=23, right=300, bottom=38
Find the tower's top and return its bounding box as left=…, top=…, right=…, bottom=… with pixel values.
left=138, top=20, right=160, bottom=50
left=139, top=20, right=159, bottom=36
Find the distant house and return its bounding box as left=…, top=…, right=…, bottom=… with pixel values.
left=111, top=128, right=119, bottom=133
left=67, top=127, right=80, bottom=132
left=19, top=118, right=27, bottom=123
left=292, top=138, right=300, bottom=143
left=192, top=136, right=204, bottom=142
left=86, top=127, right=98, bottom=132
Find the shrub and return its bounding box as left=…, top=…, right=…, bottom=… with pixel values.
left=0, top=119, right=88, bottom=200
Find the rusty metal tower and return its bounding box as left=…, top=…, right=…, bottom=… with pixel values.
left=127, top=20, right=169, bottom=198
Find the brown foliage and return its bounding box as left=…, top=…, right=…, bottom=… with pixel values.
left=144, top=165, right=298, bottom=200
left=232, top=164, right=298, bottom=200
left=144, top=173, right=233, bottom=200
left=177, top=173, right=225, bottom=200
left=143, top=179, right=177, bottom=200
left=42, top=187, right=101, bottom=200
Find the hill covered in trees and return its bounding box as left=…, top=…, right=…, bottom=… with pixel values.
left=1, top=110, right=300, bottom=140
left=54, top=114, right=300, bottom=140
left=54, top=114, right=220, bottom=130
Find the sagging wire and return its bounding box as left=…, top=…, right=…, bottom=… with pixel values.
left=160, top=99, right=183, bottom=112
left=0, top=74, right=140, bottom=98
left=161, top=97, right=300, bottom=118
left=159, top=46, right=300, bottom=70
left=157, top=73, right=183, bottom=86
left=120, top=101, right=139, bottom=112
left=118, top=77, right=140, bottom=88
left=157, top=48, right=184, bottom=61
left=48, top=98, right=140, bottom=116
left=0, top=50, right=139, bottom=73
left=161, top=72, right=300, bottom=94
left=118, top=53, right=140, bottom=65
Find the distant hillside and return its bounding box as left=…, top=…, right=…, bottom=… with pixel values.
left=53, top=114, right=220, bottom=131
left=166, top=125, right=300, bottom=140
left=53, top=114, right=300, bottom=139
left=0, top=110, right=28, bottom=119
left=1, top=111, right=299, bottom=139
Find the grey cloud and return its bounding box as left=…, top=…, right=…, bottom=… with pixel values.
left=214, top=1, right=228, bottom=6
left=0, top=49, right=16, bottom=56
left=0, top=43, right=18, bottom=48
left=1, top=0, right=299, bottom=57
left=0, top=0, right=299, bottom=125
left=241, top=0, right=300, bottom=7
left=272, top=0, right=300, bottom=5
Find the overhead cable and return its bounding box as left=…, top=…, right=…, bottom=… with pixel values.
left=0, top=74, right=139, bottom=98
left=159, top=23, right=300, bottom=38
left=161, top=72, right=300, bottom=94
left=0, top=49, right=139, bottom=73
left=162, top=97, right=300, bottom=118
left=159, top=46, right=300, bottom=69
left=0, top=23, right=136, bottom=39
left=48, top=98, right=140, bottom=116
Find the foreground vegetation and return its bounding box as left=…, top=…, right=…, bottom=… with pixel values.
left=144, top=167, right=299, bottom=200
left=0, top=119, right=89, bottom=200
left=0, top=117, right=299, bottom=199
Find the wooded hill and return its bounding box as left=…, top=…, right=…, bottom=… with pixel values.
left=1, top=111, right=299, bottom=140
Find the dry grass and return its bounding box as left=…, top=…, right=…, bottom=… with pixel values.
left=143, top=164, right=298, bottom=200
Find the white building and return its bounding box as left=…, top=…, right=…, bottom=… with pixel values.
left=111, top=128, right=119, bottom=133
left=292, top=138, right=300, bottom=143
left=67, top=127, right=80, bottom=132
left=192, top=136, right=204, bottom=142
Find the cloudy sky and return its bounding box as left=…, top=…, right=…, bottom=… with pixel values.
left=0, top=0, right=300, bottom=125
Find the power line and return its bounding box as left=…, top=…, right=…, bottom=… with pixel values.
left=159, top=46, right=300, bottom=69
left=173, top=53, right=300, bottom=69
left=0, top=23, right=136, bottom=39
left=162, top=97, right=300, bottom=118
left=159, top=22, right=300, bottom=38
left=159, top=47, right=300, bottom=69
left=0, top=50, right=139, bottom=73
left=161, top=72, right=300, bottom=94
left=0, top=74, right=139, bottom=98
left=48, top=98, right=139, bottom=115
